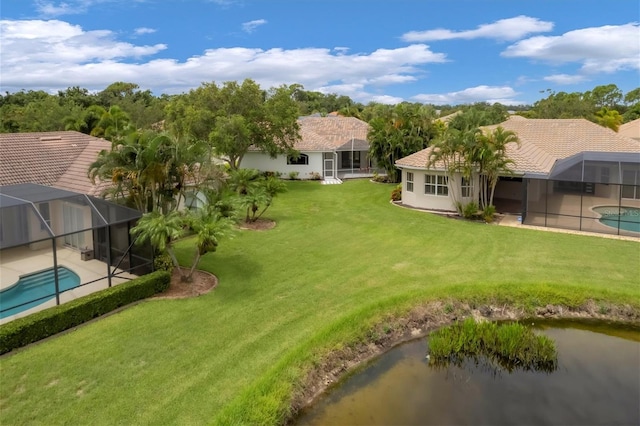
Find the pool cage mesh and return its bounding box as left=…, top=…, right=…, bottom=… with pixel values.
left=522, top=153, right=640, bottom=237
left=0, top=183, right=153, bottom=319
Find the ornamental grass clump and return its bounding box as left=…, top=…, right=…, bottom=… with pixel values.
left=427, top=318, right=557, bottom=372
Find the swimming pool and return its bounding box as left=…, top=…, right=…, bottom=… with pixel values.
left=0, top=266, right=81, bottom=319
left=593, top=206, right=640, bottom=233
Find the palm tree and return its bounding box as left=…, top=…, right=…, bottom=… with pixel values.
left=427, top=127, right=475, bottom=212
left=184, top=209, right=234, bottom=282
left=98, top=105, right=133, bottom=142
left=228, top=168, right=260, bottom=195
left=594, top=107, right=623, bottom=132
left=476, top=126, right=520, bottom=209
left=238, top=186, right=269, bottom=223
left=131, top=209, right=234, bottom=283
left=130, top=210, right=185, bottom=276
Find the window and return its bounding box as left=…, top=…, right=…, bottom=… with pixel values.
left=406, top=172, right=414, bottom=192
left=38, top=203, right=51, bottom=231
left=461, top=177, right=472, bottom=198
left=425, top=174, right=448, bottom=196
left=287, top=153, right=308, bottom=165
left=340, top=151, right=361, bottom=168
left=601, top=167, right=610, bottom=184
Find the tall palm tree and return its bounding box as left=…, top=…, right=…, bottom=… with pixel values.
left=427, top=127, right=475, bottom=212
left=98, top=105, right=133, bottom=142
left=476, top=126, right=520, bottom=209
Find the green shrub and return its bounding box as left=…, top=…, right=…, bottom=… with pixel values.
left=288, top=171, right=299, bottom=180
left=153, top=252, right=174, bottom=274
left=462, top=202, right=480, bottom=219
left=372, top=172, right=391, bottom=183
left=483, top=205, right=497, bottom=223
left=391, top=184, right=402, bottom=201
left=0, top=271, right=170, bottom=355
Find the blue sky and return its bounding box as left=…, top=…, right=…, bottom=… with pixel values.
left=1, top=0, right=638, bottom=105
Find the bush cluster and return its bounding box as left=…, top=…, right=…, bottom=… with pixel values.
left=390, top=184, right=402, bottom=201
left=0, top=271, right=170, bottom=355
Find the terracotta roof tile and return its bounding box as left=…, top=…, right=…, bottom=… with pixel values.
left=0, top=131, right=112, bottom=196
left=396, top=117, right=640, bottom=175
left=619, top=118, right=640, bottom=141
left=293, top=116, right=370, bottom=151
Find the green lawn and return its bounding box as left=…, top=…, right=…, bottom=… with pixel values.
left=1, top=180, right=639, bottom=425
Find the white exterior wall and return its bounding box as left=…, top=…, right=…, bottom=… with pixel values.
left=240, top=152, right=324, bottom=179
left=400, top=168, right=472, bottom=212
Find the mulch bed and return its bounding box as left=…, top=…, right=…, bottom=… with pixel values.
left=153, top=267, right=218, bottom=299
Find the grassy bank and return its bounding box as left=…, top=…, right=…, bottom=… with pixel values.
left=1, top=180, right=638, bottom=425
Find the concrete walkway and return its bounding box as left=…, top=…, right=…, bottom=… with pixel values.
left=322, top=178, right=343, bottom=185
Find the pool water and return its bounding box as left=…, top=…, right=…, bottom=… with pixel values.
left=0, top=266, right=81, bottom=319
left=594, top=206, right=640, bottom=233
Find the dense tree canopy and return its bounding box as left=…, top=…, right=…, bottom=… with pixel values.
left=2, top=81, right=637, bottom=136
left=367, top=103, right=440, bottom=182
left=165, top=79, right=301, bottom=169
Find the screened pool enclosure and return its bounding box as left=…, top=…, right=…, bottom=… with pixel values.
left=523, top=152, right=640, bottom=237
left=0, top=183, right=153, bottom=321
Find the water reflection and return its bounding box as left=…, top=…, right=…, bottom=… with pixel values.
left=296, top=321, right=640, bottom=426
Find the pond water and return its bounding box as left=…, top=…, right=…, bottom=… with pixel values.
left=295, top=320, right=640, bottom=426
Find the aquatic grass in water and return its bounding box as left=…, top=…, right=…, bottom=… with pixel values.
left=428, top=318, right=557, bottom=372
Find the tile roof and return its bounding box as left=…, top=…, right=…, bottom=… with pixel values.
left=294, top=116, right=370, bottom=151
left=396, top=117, right=640, bottom=175
left=0, top=131, right=112, bottom=197
left=619, top=118, right=640, bottom=141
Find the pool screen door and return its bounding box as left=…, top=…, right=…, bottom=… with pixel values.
left=324, top=159, right=334, bottom=178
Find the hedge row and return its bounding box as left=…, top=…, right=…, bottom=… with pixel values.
left=0, top=270, right=171, bottom=355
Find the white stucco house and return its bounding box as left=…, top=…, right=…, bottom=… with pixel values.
left=395, top=116, right=640, bottom=236
left=240, top=115, right=381, bottom=182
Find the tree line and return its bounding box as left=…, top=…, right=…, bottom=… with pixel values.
left=2, top=82, right=637, bottom=135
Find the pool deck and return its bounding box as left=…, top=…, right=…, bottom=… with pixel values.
left=497, top=214, right=640, bottom=242
left=0, top=246, right=137, bottom=324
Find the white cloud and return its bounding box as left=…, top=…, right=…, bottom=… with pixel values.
left=402, top=15, right=553, bottom=42
left=134, top=27, right=156, bottom=35
left=34, top=0, right=109, bottom=17
left=241, top=19, right=267, bottom=34
left=502, top=23, right=640, bottom=74
left=543, top=74, right=589, bottom=85
left=0, top=19, right=448, bottom=104
left=412, top=85, right=522, bottom=105
left=0, top=20, right=166, bottom=67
